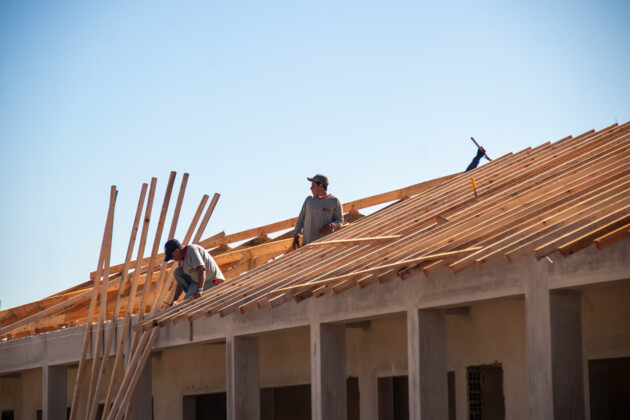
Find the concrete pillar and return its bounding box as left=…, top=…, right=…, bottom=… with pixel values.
left=359, top=372, right=378, bottom=420
left=226, top=336, right=260, bottom=420
left=311, top=323, right=347, bottom=420
left=526, top=272, right=584, bottom=420
left=549, top=291, right=584, bottom=419
left=42, top=364, right=67, bottom=420
left=407, top=308, right=448, bottom=420
left=129, top=356, right=152, bottom=420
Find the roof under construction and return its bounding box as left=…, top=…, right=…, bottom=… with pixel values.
left=2, top=121, right=629, bottom=340
left=1, top=121, right=629, bottom=419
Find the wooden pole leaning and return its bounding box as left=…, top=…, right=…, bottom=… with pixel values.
left=111, top=187, right=214, bottom=418
left=129, top=171, right=176, bottom=358
left=106, top=327, right=154, bottom=419
left=150, top=173, right=189, bottom=311
left=86, top=186, right=118, bottom=416
left=69, top=185, right=117, bottom=420
left=156, top=193, right=211, bottom=312
left=86, top=183, right=147, bottom=420
left=114, top=194, right=215, bottom=419
left=101, top=178, right=157, bottom=420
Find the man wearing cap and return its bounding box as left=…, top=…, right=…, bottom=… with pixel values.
left=292, top=174, right=343, bottom=249
left=163, top=239, right=225, bottom=305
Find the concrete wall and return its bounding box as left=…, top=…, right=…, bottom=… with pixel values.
left=152, top=343, right=227, bottom=420
left=0, top=368, right=41, bottom=420
left=447, top=299, right=527, bottom=420
left=258, top=328, right=311, bottom=388
left=581, top=281, right=630, bottom=419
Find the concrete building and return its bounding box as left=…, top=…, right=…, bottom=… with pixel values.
left=1, top=122, right=629, bottom=419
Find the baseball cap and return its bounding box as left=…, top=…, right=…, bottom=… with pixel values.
left=307, top=174, right=329, bottom=186
left=164, top=239, right=181, bottom=261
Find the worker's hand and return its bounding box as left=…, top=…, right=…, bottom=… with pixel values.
left=292, top=236, right=301, bottom=250
left=318, top=223, right=333, bottom=236
left=476, top=147, right=486, bottom=159
left=193, top=291, right=202, bottom=299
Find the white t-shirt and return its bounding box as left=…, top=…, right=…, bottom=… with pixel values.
left=181, top=244, right=225, bottom=284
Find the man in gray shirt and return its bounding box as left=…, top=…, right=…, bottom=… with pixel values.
left=292, top=174, right=343, bottom=249
left=163, top=239, right=225, bottom=304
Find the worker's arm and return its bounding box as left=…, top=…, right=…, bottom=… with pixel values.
left=167, top=284, right=183, bottom=307
left=194, top=265, right=207, bottom=298
left=331, top=197, right=343, bottom=229
left=318, top=197, right=344, bottom=236
left=293, top=198, right=308, bottom=249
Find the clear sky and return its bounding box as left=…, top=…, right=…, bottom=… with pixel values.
left=1, top=0, right=628, bottom=310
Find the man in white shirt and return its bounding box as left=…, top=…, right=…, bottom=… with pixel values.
left=164, top=239, right=225, bottom=304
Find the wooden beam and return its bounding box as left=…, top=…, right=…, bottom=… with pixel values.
left=593, top=223, right=630, bottom=250
left=557, top=213, right=630, bottom=257
left=267, top=247, right=484, bottom=295
left=213, top=239, right=293, bottom=266
left=69, top=185, right=116, bottom=420
left=304, top=235, right=402, bottom=247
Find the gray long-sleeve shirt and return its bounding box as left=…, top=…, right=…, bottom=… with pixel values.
left=294, top=194, right=343, bottom=245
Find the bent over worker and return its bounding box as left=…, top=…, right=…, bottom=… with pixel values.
left=164, top=239, right=225, bottom=304
left=292, top=174, right=343, bottom=249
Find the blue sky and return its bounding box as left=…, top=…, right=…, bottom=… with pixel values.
left=1, top=0, right=629, bottom=310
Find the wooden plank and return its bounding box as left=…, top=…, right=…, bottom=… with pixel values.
left=150, top=173, right=189, bottom=311
left=213, top=239, right=293, bottom=266
left=534, top=201, right=630, bottom=260
left=69, top=185, right=117, bottom=420
left=557, top=213, right=630, bottom=257
left=448, top=166, right=630, bottom=273
left=135, top=171, right=176, bottom=323
left=593, top=222, right=630, bottom=250
left=87, top=183, right=147, bottom=420
left=304, top=235, right=402, bottom=247
left=102, top=178, right=157, bottom=420
left=501, top=188, right=630, bottom=263
left=193, top=193, right=220, bottom=244
left=267, top=247, right=484, bottom=296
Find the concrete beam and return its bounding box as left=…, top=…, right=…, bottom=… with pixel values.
left=226, top=335, right=260, bottom=420
left=407, top=308, right=448, bottom=420
left=311, top=323, right=346, bottom=420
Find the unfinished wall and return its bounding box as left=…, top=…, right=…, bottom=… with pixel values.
left=258, top=327, right=310, bottom=388
left=0, top=368, right=41, bottom=419
left=151, top=343, right=227, bottom=420
left=447, top=298, right=527, bottom=420
left=581, top=280, right=630, bottom=419
left=582, top=281, right=630, bottom=360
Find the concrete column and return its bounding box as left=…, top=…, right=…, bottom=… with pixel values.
left=550, top=291, right=584, bottom=419
left=407, top=308, right=448, bottom=420
left=359, top=372, right=378, bottom=420
left=130, top=356, right=152, bottom=420
left=226, top=336, right=260, bottom=420
left=42, top=364, right=67, bottom=420
left=526, top=272, right=584, bottom=420
left=311, top=323, right=347, bottom=420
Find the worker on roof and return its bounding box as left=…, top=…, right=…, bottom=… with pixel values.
left=465, top=146, right=487, bottom=172
left=292, top=174, right=343, bottom=249
left=163, top=239, right=225, bottom=305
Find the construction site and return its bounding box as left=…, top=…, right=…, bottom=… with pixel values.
left=1, top=122, right=629, bottom=420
